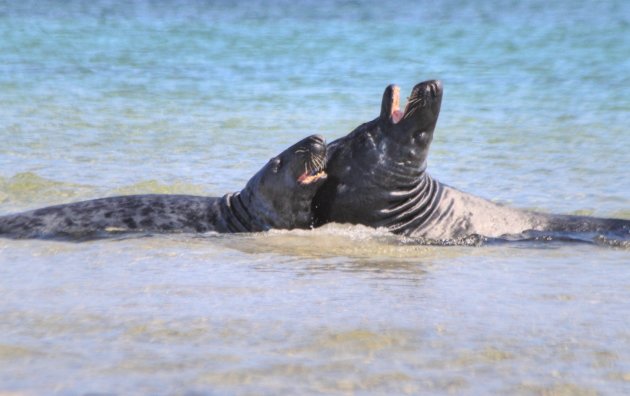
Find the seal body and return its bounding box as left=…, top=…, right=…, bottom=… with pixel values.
left=0, top=135, right=327, bottom=240
left=313, top=81, right=630, bottom=240
left=0, top=195, right=223, bottom=239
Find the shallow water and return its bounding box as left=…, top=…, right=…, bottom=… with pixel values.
left=1, top=0, right=629, bottom=394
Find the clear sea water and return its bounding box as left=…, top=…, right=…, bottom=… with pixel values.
left=1, top=0, right=629, bottom=394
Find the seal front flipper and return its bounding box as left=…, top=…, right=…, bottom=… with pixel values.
left=540, top=213, right=630, bottom=235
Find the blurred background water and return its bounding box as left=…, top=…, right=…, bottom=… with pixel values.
left=0, top=0, right=629, bottom=394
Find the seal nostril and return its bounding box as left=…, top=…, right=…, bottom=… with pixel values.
left=429, top=83, right=437, bottom=98
left=432, top=80, right=442, bottom=95
left=309, top=134, right=326, bottom=145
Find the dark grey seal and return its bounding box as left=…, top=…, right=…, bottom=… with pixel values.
left=0, top=135, right=327, bottom=240
left=313, top=81, right=629, bottom=241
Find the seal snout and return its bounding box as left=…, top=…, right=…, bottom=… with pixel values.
left=410, top=79, right=442, bottom=101
left=399, top=79, right=443, bottom=120
left=308, top=134, right=325, bottom=143
left=307, top=134, right=326, bottom=148
left=305, top=134, right=326, bottom=157
left=383, top=80, right=443, bottom=125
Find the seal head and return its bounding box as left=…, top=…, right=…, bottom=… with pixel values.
left=313, top=80, right=442, bottom=227
left=237, top=134, right=328, bottom=230
left=380, top=80, right=442, bottom=172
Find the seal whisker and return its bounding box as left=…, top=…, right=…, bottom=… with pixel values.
left=316, top=156, right=325, bottom=170
left=403, top=106, right=419, bottom=119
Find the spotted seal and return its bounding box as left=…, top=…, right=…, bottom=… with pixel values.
left=0, top=135, right=327, bottom=240
left=313, top=81, right=629, bottom=240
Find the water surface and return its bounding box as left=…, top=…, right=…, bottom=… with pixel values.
left=1, top=0, right=629, bottom=394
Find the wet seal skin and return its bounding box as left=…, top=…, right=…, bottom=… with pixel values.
left=313, top=80, right=630, bottom=242
left=0, top=135, right=327, bottom=240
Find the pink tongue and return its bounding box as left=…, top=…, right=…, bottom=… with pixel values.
left=392, top=110, right=404, bottom=124
left=297, top=171, right=309, bottom=182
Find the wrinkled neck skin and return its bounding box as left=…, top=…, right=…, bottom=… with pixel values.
left=221, top=174, right=314, bottom=232
left=313, top=117, right=441, bottom=230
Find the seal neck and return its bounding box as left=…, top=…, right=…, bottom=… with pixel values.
left=221, top=192, right=267, bottom=233
left=376, top=172, right=443, bottom=234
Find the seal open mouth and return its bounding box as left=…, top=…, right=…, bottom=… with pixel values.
left=297, top=135, right=327, bottom=185
left=298, top=156, right=326, bottom=184
left=390, top=85, right=404, bottom=123
left=298, top=168, right=326, bottom=184
left=388, top=81, right=442, bottom=124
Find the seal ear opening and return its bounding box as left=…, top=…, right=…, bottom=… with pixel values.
left=269, top=157, right=282, bottom=173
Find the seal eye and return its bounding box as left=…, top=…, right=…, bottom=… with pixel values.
left=270, top=157, right=282, bottom=173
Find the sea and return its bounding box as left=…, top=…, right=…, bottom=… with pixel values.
left=1, top=0, right=629, bottom=394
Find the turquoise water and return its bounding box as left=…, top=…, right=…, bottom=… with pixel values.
left=1, top=0, right=629, bottom=394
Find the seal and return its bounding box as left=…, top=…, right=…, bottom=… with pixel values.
left=0, top=134, right=327, bottom=240
left=313, top=80, right=630, bottom=240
